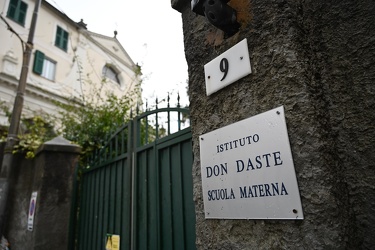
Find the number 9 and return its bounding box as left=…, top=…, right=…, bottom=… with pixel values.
left=220, top=58, right=229, bottom=81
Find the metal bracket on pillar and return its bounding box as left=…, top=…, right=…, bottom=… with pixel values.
left=191, top=0, right=240, bottom=38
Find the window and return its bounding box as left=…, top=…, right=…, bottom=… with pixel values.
left=102, top=65, right=120, bottom=84
left=33, top=50, right=56, bottom=81
left=7, top=0, right=28, bottom=26
left=41, top=58, right=56, bottom=80
left=55, top=26, right=69, bottom=51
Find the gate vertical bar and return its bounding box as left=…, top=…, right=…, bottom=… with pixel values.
left=92, top=170, right=99, bottom=249
left=149, top=144, right=159, bottom=249
left=181, top=139, right=196, bottom=250
left=123, top=123, right=132, bottom=249
left=130, top=115, right=136, bottom=250
left=171, top=143, right=185, bottom=249
left=160, top=146, right=173, bottom=249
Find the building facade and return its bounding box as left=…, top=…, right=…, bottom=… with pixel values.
left=0, top=0, right=139, bottom=126
left=172, top=0, right=375, bottom=249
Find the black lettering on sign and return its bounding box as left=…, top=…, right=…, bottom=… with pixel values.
left=220, top=58, right=229, bottom=81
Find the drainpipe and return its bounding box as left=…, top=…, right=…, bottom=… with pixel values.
left=0, top=0, right=41, bottom=237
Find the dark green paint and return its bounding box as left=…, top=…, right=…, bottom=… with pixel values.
left=74, top=106, right=195, bottom=249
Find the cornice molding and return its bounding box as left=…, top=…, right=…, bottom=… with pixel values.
left=0, top=73, right=81, bottom=106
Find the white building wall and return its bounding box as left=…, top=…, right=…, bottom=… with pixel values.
left=0, top=0, right=139, bottom=126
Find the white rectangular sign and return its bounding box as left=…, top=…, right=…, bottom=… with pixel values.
left=204, top=38, right=252, bottom=96
left=199, top=106, right=303, bottom=219
left=27, top=191, right=38, bottom=231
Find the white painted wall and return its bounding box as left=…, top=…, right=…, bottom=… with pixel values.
left=0, top=0, right=139, bottom=126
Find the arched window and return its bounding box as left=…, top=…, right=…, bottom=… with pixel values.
left=102, top=65, right=120, bottom=84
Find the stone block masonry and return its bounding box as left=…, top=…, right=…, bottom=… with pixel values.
left=173, top=0, right=375, bottom=249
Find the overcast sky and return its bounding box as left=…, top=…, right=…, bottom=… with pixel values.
left=47, top=0, right=189, bottom=108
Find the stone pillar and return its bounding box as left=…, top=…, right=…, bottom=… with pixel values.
left=31, top=136, right=80, bottom=250
left=173, top=0, right=375, bottom=249
left=3, top=151, right=34, bottom=250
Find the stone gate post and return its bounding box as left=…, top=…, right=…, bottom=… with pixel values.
left=172, top=0, right=375, bottom=248
left=30, top=136, right=80, bottom=250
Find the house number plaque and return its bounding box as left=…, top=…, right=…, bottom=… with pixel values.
left=204, top=38, right=252, bottom=96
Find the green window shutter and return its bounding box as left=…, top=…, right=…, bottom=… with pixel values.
left=7, top=0, right=19, bottom=19
left=55, top=26, right=62, bottom=47
left=18, top=1, right=28, bottom=25
left=55, top=26, right=68, bottom=51
left=62, top=30, right=69, bottom=51
left=7, top=0, right=27, bottom=25
left=33, top=50, right=44, bottom=75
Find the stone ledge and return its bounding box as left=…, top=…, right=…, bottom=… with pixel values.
left=36, top=136, right=81, bottom=154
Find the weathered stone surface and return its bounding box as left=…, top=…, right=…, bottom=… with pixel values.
left=32, top=137, right=80, bottom=250
left=4, top=137, right=81, bottom=250
left=176, top=0, right=375, bottom=249
left=5, top=155, right=34, bottom=250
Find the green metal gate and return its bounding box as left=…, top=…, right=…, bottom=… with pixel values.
left=75, top=102, right=195, bottom=250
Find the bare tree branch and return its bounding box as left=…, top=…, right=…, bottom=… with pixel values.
left=0, top=14, right=26, bottom=51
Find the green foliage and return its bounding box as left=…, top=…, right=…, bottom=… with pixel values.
left=0, top=101, right=11, bottom=118
left=0, top=62, right=146, bottom=162
left=55, top=59, right=143, bottom=164
left=0, top=107, right=56, bottom=159
left=13, top=116, right=56, bottom=158
left=57, top=93, right=133, bottom=163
